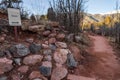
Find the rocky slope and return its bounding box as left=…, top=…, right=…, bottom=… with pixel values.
left=0, top=24, right=96, bottom=80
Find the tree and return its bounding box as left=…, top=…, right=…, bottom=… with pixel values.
left=104, top=16, right=112, bottom=27
left=0, top=0, right=23, bottom=10
left=30, top=14, right=36, bottom=21
left=49, top=0, right=87, bottom=33
left=90, top=24, right=95, bottom=33
left=40, top=15, right=47, bottom=20
left=0, top=0, right=28, bottom=19
left=114, top=0, right=120, bottom=43
left=47, top=7, right=56, bottom=21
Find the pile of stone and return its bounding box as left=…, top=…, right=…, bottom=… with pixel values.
left=0, top=23, right=95, bottom=80
left=0, top=19, right=8, bottom=26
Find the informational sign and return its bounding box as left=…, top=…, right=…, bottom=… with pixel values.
left=8, top=8, right=21, bottom=26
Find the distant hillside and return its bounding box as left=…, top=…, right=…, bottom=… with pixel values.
left=83, top=13, right=101, bottom=24
left=99, top=10, right=120, bottom=15
left=83, top=10, right=120, bottom=24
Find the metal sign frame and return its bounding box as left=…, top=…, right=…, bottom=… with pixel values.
left=7, top=8, right=21, bottom=26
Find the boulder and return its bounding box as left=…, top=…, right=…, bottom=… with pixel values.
left=26, top=38, right=34, bottom=43
left=66, top=34, right=74, bottom=42
left=29, top=43, right=41, bottom=54
left=48, top=38, right=56, bottom=44
left=49, top=44, right=57, bottom=51
left=29, top=71, right=41, bottom=80
left=53, top=28, right=60, bottom=32
left=43, top=49, right=52, bottom=55
left=18, top=65, right=29, bottom=73
left=0, top=51, right=5, bottom=57
left=0, top=58, right=13, bottom=74
left=75, top=36, right=81, bottom=43
left=39, top=61, right=52, bottom=76
left=67, top=53, right=77, bottom=68
left=33, top=78, right=42, bottom=80
left=67, top=74, right=96, bottom=80
left=69, top=45, right=83, bottom=61
left=11, top=74, right=20, bottom=80
left=42, top=31, right=51, bottom=37
left=51, top=67, right=68, bottom=80
left=4, top=50, right=12, bottom=58
left=0, top=76, right=7, bottom=80
left=2, top=34, right=7, bottom=37
left=23, top=55, right=43, bottom=65
left=53, top=49, right=69, bottom=64
left=48, top=21, right=59, bottom=27
left=28, top=25, right=45, bottom=32
left=14, top=58, right=22, bottom=65
left=44, top=26, right=53, bottom=31
left=44, top=55, right=52, bottom=61
left=29, top=71, right=47, bottom=80
left=44, top=41, right=49, bottom=45
left=42, top=44, right=49, bottom=49
left=56, top=33, right=65, bottom=41
left=55, top=42, right=67, bottom=48
left=9, top=44, right=30, bottom=57
left=75, top=35, right=89, bottom=45
left=0, top=36, right=5, bottom=43
left=49, top=33, right=57, bottom=38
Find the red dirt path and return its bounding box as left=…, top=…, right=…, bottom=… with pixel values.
left=88, top=35, right=120, bottom=80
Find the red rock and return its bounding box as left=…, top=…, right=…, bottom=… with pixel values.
left=23, top=55, right=43, bottom=65
left=18, top=65, right=29, bottom=73
left=44, top=41, right=49, bottom=45
left=4, top=50, right=12, bottom=58
left=29, top=71, right=47, bottom=80
left=44, top=55, right=52, bottom=61
left=52, top=29, right=57, bottom=33
left=48, top=21, right=59, bottom=27
left=43, top=31, right=51, bottom=37
left=29, top=71, right=41, bottom=79
left=51, top=67, right=68, bottom=80
left=53, top=28, right=60, bottom=32
left=26, top=38, right=34, bottom=43
left=2, top=34, right=7, bottom=37
left=66, top=34, right=74, bottom=42
left=0, top=58, right=13, bottom=74
left=11, top=74, right=20, bottom=80
left=42, top=44, right=49, bottom=49
left=43, top=49, right=52, bottom=55
left=29, top=25, right=45, bottom=32
left=55, top=63, right=62, bottom=67
left=67, top=74, right=96, bottom=80
left=53, top=49, right=69, bottom=64
left=55, top=42, right=67, bottom=48
left=40, top=61, right=52, bottom=76
left=56, top=33, right=65, bottom=41
left=48, top=38, right=56, bottom=44
left=69, top=45, right=84, bottom=61
left=0, top=37, right=5, bottom=43
left=42, top=61, right=52, bottom=68
left=49, top=33, right=57, bottom=37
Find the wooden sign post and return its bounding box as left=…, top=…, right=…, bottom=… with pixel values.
left=14, top=26, right=18, bottom=42
left=7, top=8, right=21, bottom=42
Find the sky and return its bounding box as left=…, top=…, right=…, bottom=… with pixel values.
left=0, top=0, right=119, bottom=15
left=23, top=0, right=120, bottom=15
left=87, top=0, right=120, bottom=14
left=23, top=0, right=50, bottom=15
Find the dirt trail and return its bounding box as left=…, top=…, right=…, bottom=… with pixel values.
left=88, top=35, right=120, bottom=80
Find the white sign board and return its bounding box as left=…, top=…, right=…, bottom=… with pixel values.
left=8, top=8, right=21, bottom=26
